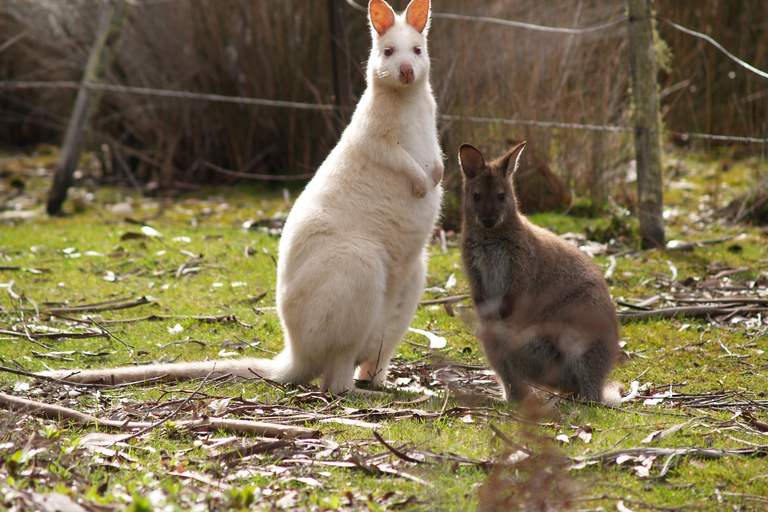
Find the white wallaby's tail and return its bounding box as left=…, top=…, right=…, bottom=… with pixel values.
left=37, top=350, right=310, bottom=386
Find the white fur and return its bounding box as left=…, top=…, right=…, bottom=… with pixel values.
left=37, top=0, right=443, bottom=394
left=276, top=0, right=443, bottom=393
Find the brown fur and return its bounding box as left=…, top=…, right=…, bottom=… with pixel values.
left=459, top=142, right=620, bottom=404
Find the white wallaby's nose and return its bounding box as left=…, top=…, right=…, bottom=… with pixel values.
left=398, top=64, right=415, bottom=84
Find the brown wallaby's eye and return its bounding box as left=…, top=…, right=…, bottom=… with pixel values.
left=498, top=193, right=505, bottom=202
left=473, top=193, right=481, bottom=202
left=384, top=47, right=394, bottom=57
left=414, top=46, right=422, bottom=55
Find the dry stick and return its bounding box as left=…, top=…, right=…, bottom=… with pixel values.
left=87, top=316, right=138, bottom=364
left=13, top=300, right=52, bottom=350
left=618, top=305, right=768, bottom=321
left=233, top=334, right=277, bottom=355
left=119, top=371, right=215, bottom=442
left=489, top=424, right=534, bottom=455
left=52, top=312, right=239, bottom=326
left=674, top=297, right=768, bottom=306
left=372, top=430, right=423, bottom=463
left=0, top=329, right=108, bottom=341
left=744, top=413, right=768, bottom=433
left=419, top=294, right=471, bottom=306
left=709, top=325, right=733, bottom=355
left=666, top=260, right=678, bottom=282
left=665, top=236, right=734, bottom=252
left=575, top=445, right=768, bottom=465
left=210, top=439, right=293, bottom=462
left=0, top=392, right=320, bottom=439
left=44, top=296, right=151, bottom=314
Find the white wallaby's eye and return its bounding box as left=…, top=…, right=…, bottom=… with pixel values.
left=414, top=46, right=422, bottom=55
left=384, top=47, right=394, bottom=57
left=498, top=193, right=505, bottom=202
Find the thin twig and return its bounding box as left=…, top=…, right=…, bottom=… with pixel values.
left=419, top=294, right=471, bottom=306
left=87, top=316, right=138, bottom=363
left=372, top=431, right=423, bottom=463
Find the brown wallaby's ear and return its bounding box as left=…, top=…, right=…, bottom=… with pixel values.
left=405, top=0, right=430, bottom=33
left=499, top=141, right=526, bottom=177
left=369, top=0, right=396, bottom=36
left=459, top=144, right=485, bottom=179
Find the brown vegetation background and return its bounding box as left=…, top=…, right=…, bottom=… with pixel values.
left=0, top=0, right=766, bottom=215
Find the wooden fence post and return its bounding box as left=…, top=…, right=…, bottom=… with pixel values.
left=327, top=0, right=353, bottom=134
left=628, top=0, right=665, bottom=249
left=47, top=0, right=129, bottom=216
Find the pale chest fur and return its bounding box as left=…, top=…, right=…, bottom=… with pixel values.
left=397, top=93, right=440, bottom=169
left=472, top=240, right=511, bottom=301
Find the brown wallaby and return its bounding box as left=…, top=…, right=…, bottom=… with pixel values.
left=459, top=142, right=621, bottom=406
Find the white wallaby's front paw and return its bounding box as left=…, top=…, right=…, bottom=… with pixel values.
left=411, top=174, right=428, bottom=198
left=431, top=159, right=444, bottom=186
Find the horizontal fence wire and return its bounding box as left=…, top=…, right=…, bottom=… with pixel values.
left=0, top=81, right=337, bottom=112
left=657, top=17, right=768, bottom=81
left=1, top=80, right=765, bottom=145
left=347, top=0, right=768, bottom=81
left=0, top=5, right=767, bottom=146
left=346, top=0, right=627, bottom=34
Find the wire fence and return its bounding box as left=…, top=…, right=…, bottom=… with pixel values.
left=0, top=1, right=766, bottom=146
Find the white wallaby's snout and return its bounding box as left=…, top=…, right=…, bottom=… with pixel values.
left=399, top=63, right=415, bottom=84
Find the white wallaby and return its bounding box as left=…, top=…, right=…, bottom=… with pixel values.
left=38, top=0, right=444, bottom=394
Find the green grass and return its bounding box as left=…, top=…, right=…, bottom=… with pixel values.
left=1, top=147, right=768, bottom=511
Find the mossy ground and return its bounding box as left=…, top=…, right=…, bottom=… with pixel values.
left=1, top=146, right=767, bottom=511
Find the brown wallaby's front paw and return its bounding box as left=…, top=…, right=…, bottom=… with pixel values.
left=431, top=159, right=444, bottom=186
left=412, top=174, right=428, bottom=198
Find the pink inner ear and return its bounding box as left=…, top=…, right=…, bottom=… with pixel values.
left=369, top=0, right=396, bottom=36
left=405, top=0, right=430, bottom=33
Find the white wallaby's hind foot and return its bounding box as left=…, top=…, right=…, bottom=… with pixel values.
left=355, top=254, right=428, bottom=388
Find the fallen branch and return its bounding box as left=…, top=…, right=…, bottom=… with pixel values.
left=51, top=312, right=239, bottom=326
left=666, top=236, right=734, bottom=252
left=103, top=313, right=239, bottom=325
left=44, top=296, right=152, bottom=314
left=0, top=329, right=108, bottom=340
left=673, top=297, right=768, bottom=306
left=0, top=392, right=321, bottom=439
left=373, top=430, right=423, bottom=463
left=618, top=305, right=768, bottom=321
left=575, top=445, right=768, bottom=465
left=210, top=439, right=293, bottom=462
left=419, top=294, right=471, bottom=306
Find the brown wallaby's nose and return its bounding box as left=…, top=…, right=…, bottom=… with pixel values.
left=399, top=64, right=415, bottom=84
left=481, top=215, right=497, bottom=229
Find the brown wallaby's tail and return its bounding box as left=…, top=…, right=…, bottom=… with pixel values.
left=36, top=350, right=312, bottom=386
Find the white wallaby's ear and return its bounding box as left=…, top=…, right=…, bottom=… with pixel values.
left=405, top=0, right=430, bottom=33
left=459, top=144, right=485, bottom=179
left=369, top=0, right=396, bottom=36
left=501, top=141, right=526, bottom=177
